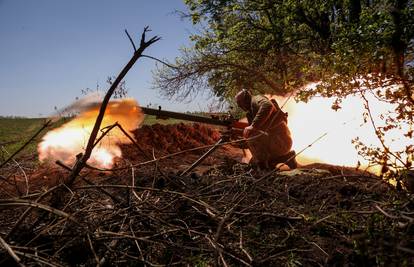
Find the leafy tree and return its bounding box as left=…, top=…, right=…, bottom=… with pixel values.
left=155, top=0, right=414, bottom=182
left=156, top=0, right=412, bottom=99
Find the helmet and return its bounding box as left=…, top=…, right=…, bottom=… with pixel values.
left=235, top=89, right=251, bottom=111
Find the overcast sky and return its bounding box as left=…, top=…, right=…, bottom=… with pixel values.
left=0, top=0, right=208, bottom=117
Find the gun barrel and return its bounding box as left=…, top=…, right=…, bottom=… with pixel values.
left=140, top=107, right=232, bottom=127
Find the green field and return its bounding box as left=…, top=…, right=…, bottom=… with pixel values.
left=141, top=114, right=185, bottom=125
left=0, top=115, right=184, bottom=162
left=0, top=117, right=49, bottom=161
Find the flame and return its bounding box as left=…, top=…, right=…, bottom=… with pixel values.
left=38, top=97, right=144, bottom=168
left=264, top=82, right=411, bottom=173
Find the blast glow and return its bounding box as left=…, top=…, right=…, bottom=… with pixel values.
left=268, top=82, right=411, bottom=172
left=38, top=98, right=144, bottom=168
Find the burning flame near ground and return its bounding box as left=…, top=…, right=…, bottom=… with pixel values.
left=267, top=84, right=411, bottom=173
left=38, top=97, right=144, bottom=168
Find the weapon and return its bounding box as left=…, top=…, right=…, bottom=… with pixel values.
left=140, top=106, right=248, bottom=175
left=141, top=106, right=248, bottom=135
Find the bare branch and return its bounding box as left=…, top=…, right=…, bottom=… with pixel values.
left=65, top=27, right=160, bottom=186
left=124, top=29, right=137, bottom=52
left=0, top=236, right=24, bottom=267
left=141, top=54, right=178, bottom=69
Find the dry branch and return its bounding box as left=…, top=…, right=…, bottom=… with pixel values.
left=0, top=236, right=24, bottom=267
left=0, top=199, right=78, bottom=224
left=5, top=184, right=63, bottom=240
left=65, top=27, right=160, bottom=186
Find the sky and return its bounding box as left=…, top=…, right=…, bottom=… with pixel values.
left=0, top=0, right=208, bottom=117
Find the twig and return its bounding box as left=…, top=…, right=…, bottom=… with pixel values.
left=125, top=29, right=137, bottom=52
left=0, top=235, right=25, bottom=267
left=302, top=237, right=329, bottom=257
left=181, top=138, right=225, bottom=176
left=374, top=204, right=399, bottom=219
left=14, top=250, right=62, bottom=267
left=206, top=235, right=252, bottom=267
left=55, top=160, right=125, bottom=205
left=75, top=184, right=218, bottom=214
left=258, top=249, right=312, bottom=265
left=87, top=136, right=251, bottom=171
left=114, top=122, right=151, bottom=160
left=397, top=245, right=414, bottom=255
left=0, top=146, right=29, bottom=196
left=6, top=184, right=63, bottom=240
left=93, top=123, right=118, bottom=148
left=151, top=148, right=158, bottom=188
left=233, top=211, right=303, bottom=221
left=220, top=253, right=230, bottom=267
left=99, top=122, right=200, bottom=184
left=87, top=233, right=100, bottom=265
left=141, top=54, right=178, bottom=69
left=130, top=166, right=142, bottom=201
left=129, top=220, right=146, bottom=264
left=361, top=93, right=406, bottom=167
left=0, top=199, right=78, bottom=224
left=239, top=230, right=253, bottom=263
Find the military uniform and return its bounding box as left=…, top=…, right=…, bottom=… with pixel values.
left=246, top=95, right=296, bottom=169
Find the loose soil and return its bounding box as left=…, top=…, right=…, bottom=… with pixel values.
left=0, top=123, right=413, bottom=266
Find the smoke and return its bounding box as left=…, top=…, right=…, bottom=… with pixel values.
left=53, top=92, right=103, bottom=119
left=38, top=95, right=144, bottom=168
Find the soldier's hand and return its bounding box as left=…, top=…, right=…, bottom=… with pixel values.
left=243, top=125, right=254, bottom=138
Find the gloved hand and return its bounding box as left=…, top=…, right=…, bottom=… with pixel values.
left=243, top=125, right=254, bottom=138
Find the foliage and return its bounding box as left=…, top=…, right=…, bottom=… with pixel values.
left=154, top=0, right=414, bottom=180
left=156, top=0, right=413, bottom=99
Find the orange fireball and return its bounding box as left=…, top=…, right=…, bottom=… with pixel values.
left=38, top=98, right=144, bottom=168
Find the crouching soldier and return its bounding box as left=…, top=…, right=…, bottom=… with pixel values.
left=235, top=89, right=297, bottom=170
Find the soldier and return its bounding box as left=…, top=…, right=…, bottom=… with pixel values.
left=235, top=89, right=297, bottom=169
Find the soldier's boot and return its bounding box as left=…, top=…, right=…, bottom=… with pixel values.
left=285, top=150, right=298, bottom=169
left=273, top=150, right=298, bottom=170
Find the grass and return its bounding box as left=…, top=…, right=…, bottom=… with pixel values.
left=0, top=115, right=186, bottom=162
left=142, top=115, right=186, bottom=125
left=0, top=117, right=49, bottom=160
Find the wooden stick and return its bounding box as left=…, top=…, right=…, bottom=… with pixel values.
left=0, top=147, right=30, bottom=195
left=0, top=235, right=25, bottom=267
left=87, top=233, right=100, bottom=265
left=114, top=122, right=151, bottom=160
left=0, top=199, right=78, bottom=224
left=180, top=138, right=224, bottom=176
left=6, top=184, right=63, bottom=240
left=55, top=160, right=124, bottom=205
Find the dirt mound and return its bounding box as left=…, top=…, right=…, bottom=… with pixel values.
left=120, top=123, right=241, bottom=172
left=131, top=123, right=222, bottom=154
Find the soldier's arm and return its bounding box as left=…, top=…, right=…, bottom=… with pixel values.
left=251, top=98, right=274, bottom=130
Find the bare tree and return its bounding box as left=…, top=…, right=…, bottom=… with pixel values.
left=65, top=27, right=160, bottom=186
